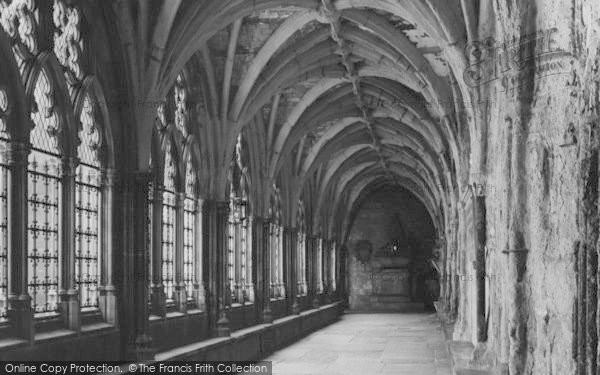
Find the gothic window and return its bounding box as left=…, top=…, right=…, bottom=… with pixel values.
left=296, top=201, right=307, bottom=296
left=330, top=241, right=336, bottom=292
left=162, top=142, right=176, bottom=303
left=269, top=188, right=284, bottom=300
left=27, top=68, right=61, bottom=315
left=75, top=95, right=101, bottom=309
left=227, top=135, right=252, bottom=305
left=316, top=238, right=323, bottom=294
left=183, top=160, right=196, bottom=301
left=0, top=88, right=8, bottom=319
left=174, top=74, right=188, bottom=137
left=0, top=0, right=40, bottom=63
left=227, top=192, right=236, bottom=304
left=52, top=0, right=84, bottom=95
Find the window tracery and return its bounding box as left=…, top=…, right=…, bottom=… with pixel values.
left=296, top=201, right=307, bottom=296
left=27, top=68, right=61, bottom=314
left=75, top=95, right=101, bottom=309
left=0, top=0, right=39, bottom=60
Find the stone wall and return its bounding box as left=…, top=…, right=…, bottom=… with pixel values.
left=447, top=1, right=600, bottom=373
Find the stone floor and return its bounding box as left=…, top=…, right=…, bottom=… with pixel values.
left=264, top=313, right=452, bottom=375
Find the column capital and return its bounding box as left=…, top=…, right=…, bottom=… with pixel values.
left=101, top=168, right=119, bottom=187
left=175, top=192, right=186, bottom=208
left=216, top=200, right=229, bottom=215
left=4, top=141, right=30, bottom=164
left=132, top=170, right=153, bottom=185
left=61, top=156, right=80, bottom=177
left=262, top=217, right=272, bottom=228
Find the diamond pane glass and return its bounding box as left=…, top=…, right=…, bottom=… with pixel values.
left=183, top=162, right=196, bottom=301
left=0, top=144, right=7, bottom=319
left=0, top=88, right=9, bottom=139
left=27, top=69, right=61, bottom=315
left=183, top=197, right=195, bottom=301
left=316, top=239, right=323, bottom=293
left=75, top=164, right=100, bottom=308
left=27, top=151, right=61, bottom=314
left=162, top=190, right=175, bottom=303
left=227, top=200, right=238, bottom=304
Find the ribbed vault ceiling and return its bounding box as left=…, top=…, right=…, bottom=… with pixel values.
left=113, top=0, right=474, bottom=239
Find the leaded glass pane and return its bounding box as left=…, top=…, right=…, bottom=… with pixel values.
left=297, top=233, right=307, bottom=296
left=0, top=0, right=39, bottom=59
left=162, top=190, right=175, bottom=303
left=77, top=95, right=100, bottom=167
left=183, top=197, right=195, bottom=301
left=174, top=74, right=187, bottom=137
left=161, top=145, right=176, bottom=302
left=0, top=142, right=8, bottom=319
left=330, top=242, right=336, bottom=292
left=30, top=69, right=60, bottom=155
left=269, top=224, right=284, bottom=299
left=316, top=239, right=323, bottom=293
left=27, top=68, right=61, bottom=315
left=227, top=201, right=238, bottom=304
left=75, top=164, right=100, bottom=309
left=27, top=150, right=61, bottom=314
left=0, top=88, right=9, bottom=139
left=183, top=162, right=196, bottom=301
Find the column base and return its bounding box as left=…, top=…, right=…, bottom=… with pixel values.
left=216, top=311, right=230, bottom=337
left=312, top=296, right=320, bottom=309
left=7, top=295, right=34, bottom=342
left=98, top=285, right=118, bottom=324
left=175, top=284, right=188, bottom=313
left=128, top=334, right=155, bottom=361
left=292, top=300, right=301, bottom=315
left=262, top=306, right=273, bottom=324
left=150, top=285, right=166, bottom=317
left=59, top=289, right=81, bottom=331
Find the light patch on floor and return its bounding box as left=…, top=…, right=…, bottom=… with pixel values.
left=263, top=313, right=452, bottom=375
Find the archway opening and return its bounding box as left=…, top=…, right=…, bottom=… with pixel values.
left=346, top=185, right=438, bottom=312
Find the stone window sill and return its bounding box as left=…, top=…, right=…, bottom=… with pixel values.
left=230, top=301, right=254, bottom=309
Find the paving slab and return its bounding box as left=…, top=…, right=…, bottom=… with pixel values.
left=264, top=313, right=453, bottom=374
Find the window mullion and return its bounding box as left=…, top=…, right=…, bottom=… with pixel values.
left=58, top=156, right=80, bottom=331
left=7, top=142, right=33, bottom=340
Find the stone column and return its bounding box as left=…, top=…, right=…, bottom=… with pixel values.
left=58, top=156, right=80, bottom=331
left=98, top=169, right=117, bottom=324
left=150, top=182, right=165, bottom=317
left=289, top=228, right=300, bottom=314
left=193, top=199, right=204, bottom=310
left=322, top=239, right=331, bottom=304
left=215, top=201, right=230, bottom=336
left=174, top=192, right=187, bottom=312
left=261, top=218, right=273, bottom=323
left=473, top=193, right=487, bottom=342
left=127, top=171, right=153, bottom=360
left=203, top=200, right=218, bottom=334
left=339, top=245, right=348, bottom=307
left=252, top=217, right=264, bottom=321
left=310, top=237, right=320, bottom=308
left=6, top=142, right=33, bottom=341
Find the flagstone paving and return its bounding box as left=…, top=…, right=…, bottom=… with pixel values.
left=264, top=313, right=452, bottom=375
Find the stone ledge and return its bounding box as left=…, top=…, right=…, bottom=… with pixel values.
left=155, top=302, right=342, bottom=362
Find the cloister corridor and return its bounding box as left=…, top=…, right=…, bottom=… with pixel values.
left=1, top=1, right=600, bottom=374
